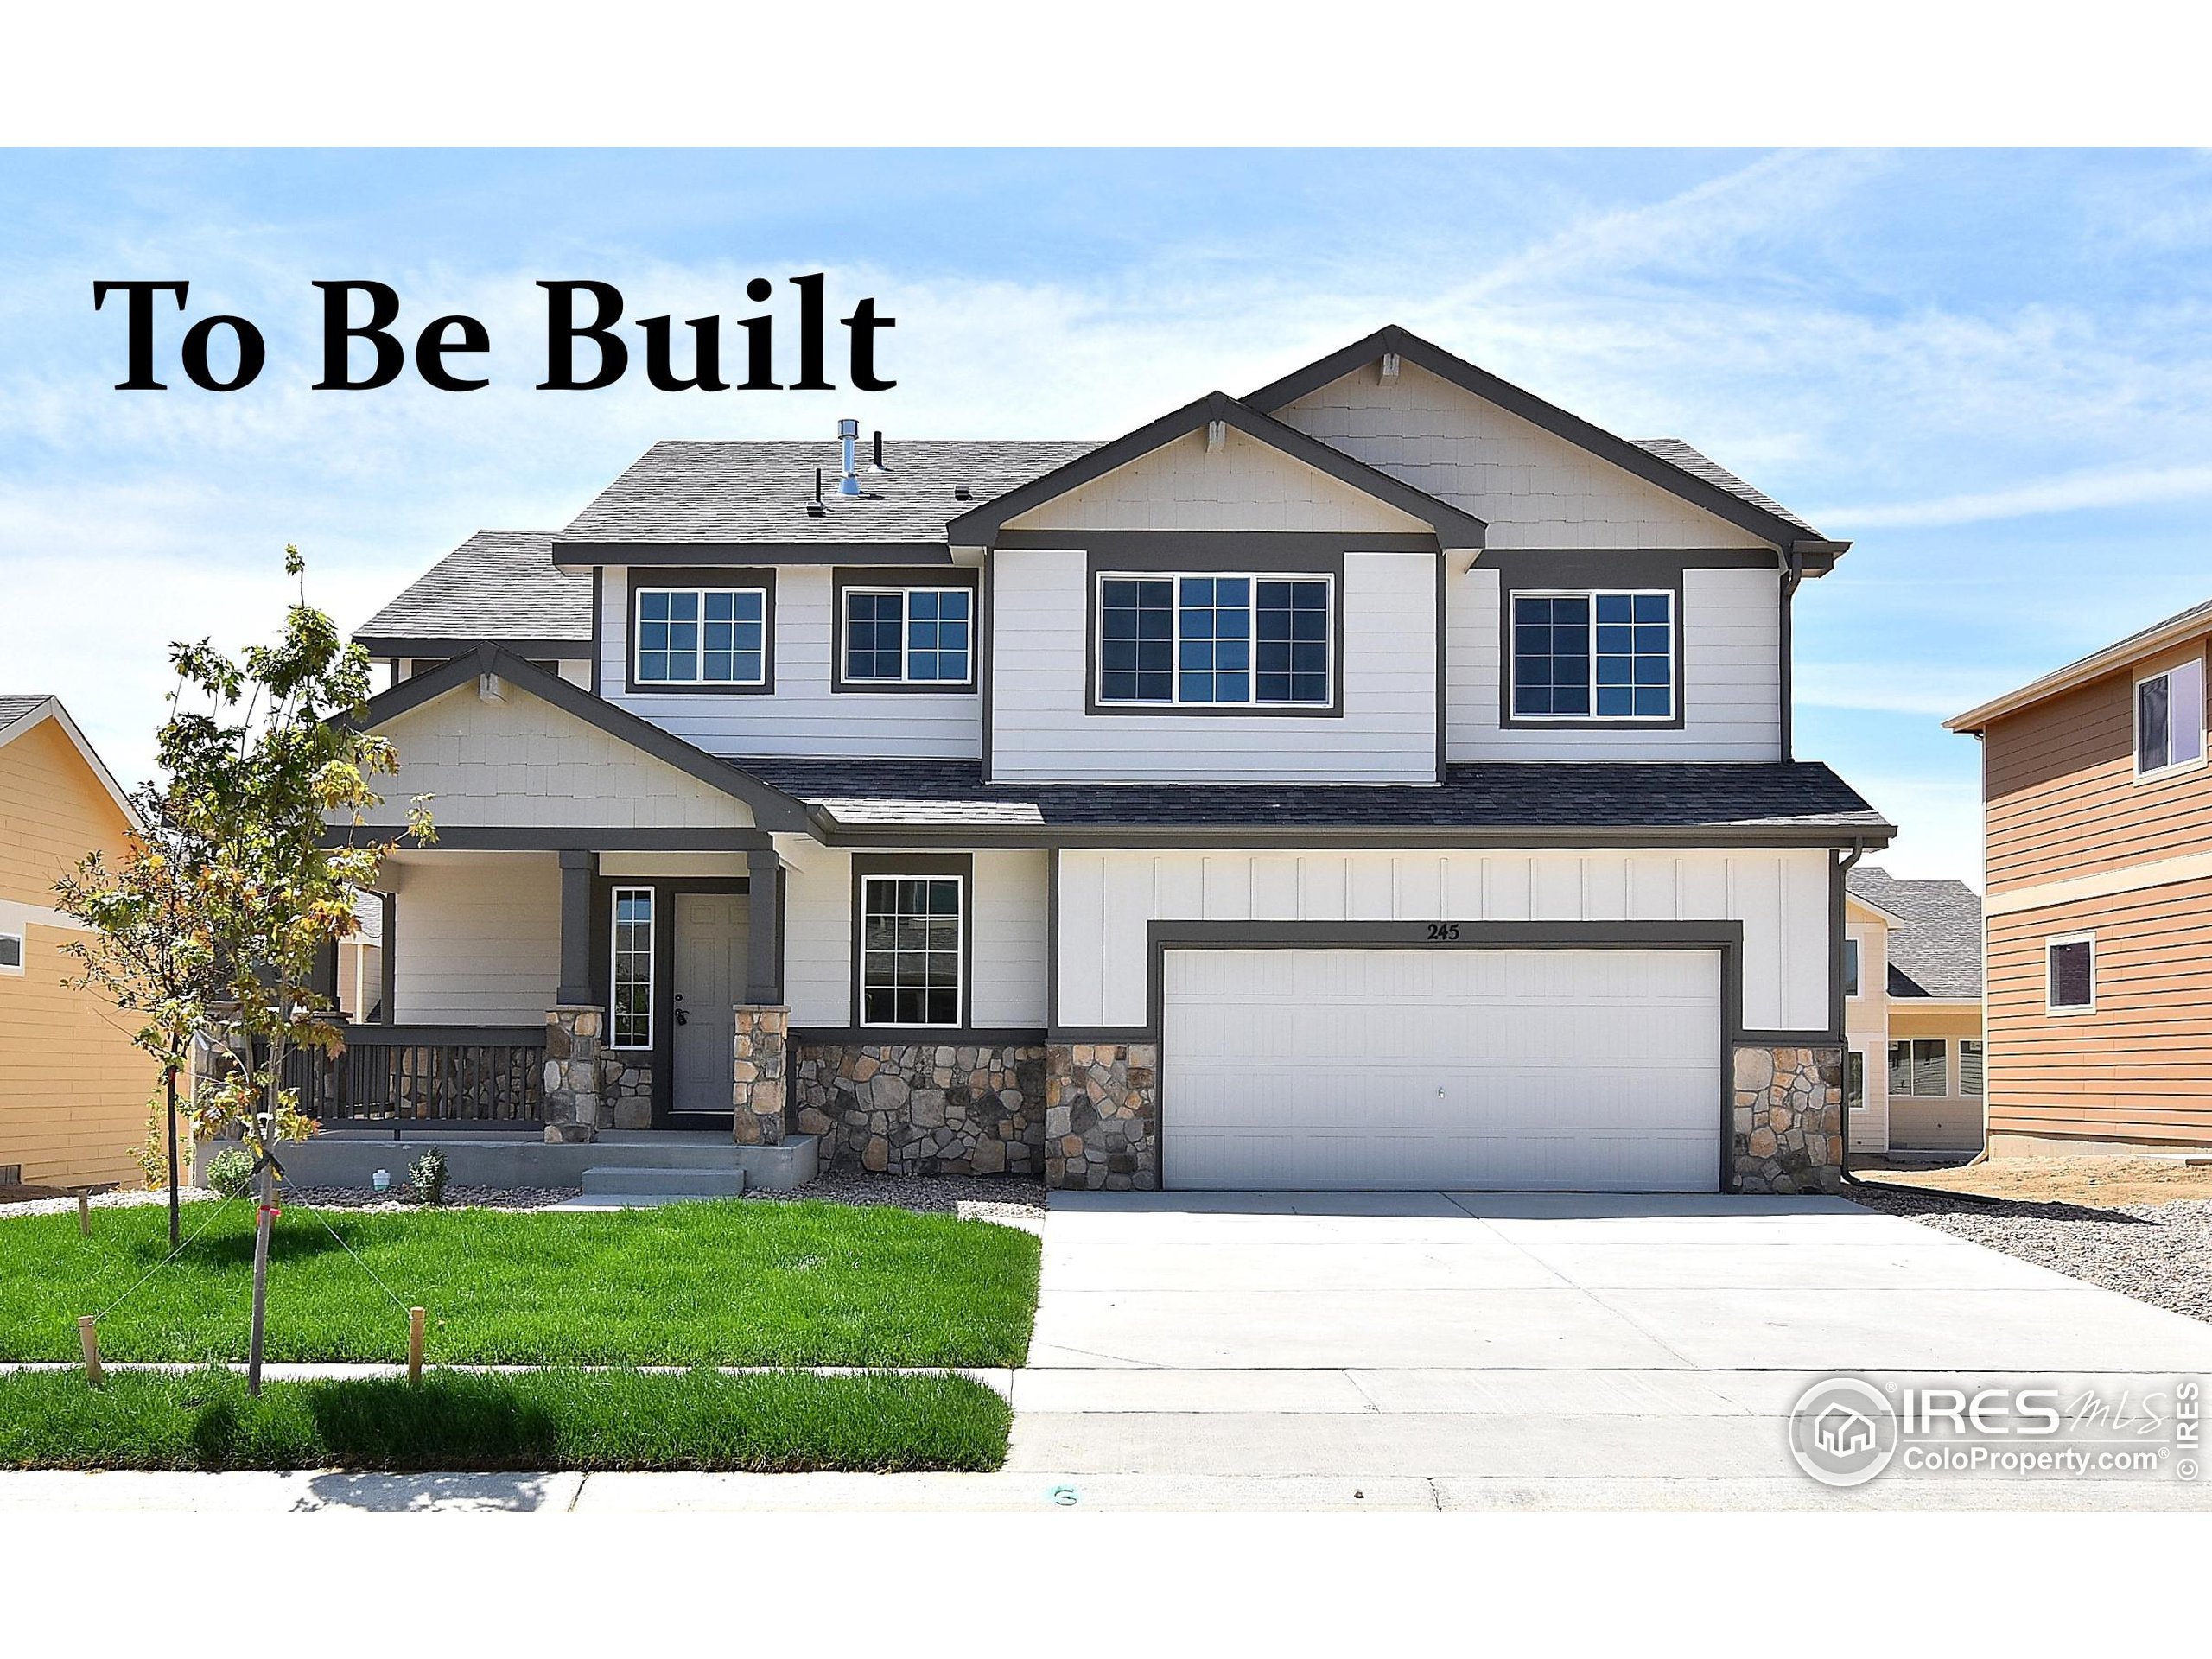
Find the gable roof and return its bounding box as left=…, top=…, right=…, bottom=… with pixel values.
left=1846, top=865, right=1983, bottom=998
left=356, top=531, right=591, bottom=658
left=0, top=694, right=142, bottom=829
left=945, top=391, right=1488, bottom=550
left=554, top=438, right=1096, bottom=563
left=1947, top=595, right=2212, bottom=733
left=1245, top=325, right=1840, bottom=559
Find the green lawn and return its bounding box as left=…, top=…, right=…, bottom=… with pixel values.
left=0, top=1198, right=1039, bottom=1367
left=0, top=1366, right=1011, bottom=1471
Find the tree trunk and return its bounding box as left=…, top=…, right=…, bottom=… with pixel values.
left=165, top=1065, right=180, bottom=1250
left=245, top=1034, right=281, bottom=1397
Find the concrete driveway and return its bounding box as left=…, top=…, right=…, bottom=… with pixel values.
left=1007, top=1191, right=2212, bottom=1510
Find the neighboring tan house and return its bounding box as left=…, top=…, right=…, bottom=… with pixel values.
left=1840, top=865, right=1984, bottom=1159
left=332, top=325, right=1893, bottom=1193
left=0, top=695, right=154, bottom=1189
left=1948, top=598, right=2212, bottom=1158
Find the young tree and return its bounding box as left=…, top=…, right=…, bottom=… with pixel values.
left=158, top=546, right=431, bottom=1394
left=54, top=783, right=222, bottom=1248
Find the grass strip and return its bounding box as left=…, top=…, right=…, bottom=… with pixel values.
left=0, top=1365, right=1012, bottom=1472
left=0, top=1198, right=1039, bottom=1368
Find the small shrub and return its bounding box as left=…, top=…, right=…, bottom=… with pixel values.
left=408, top=1147, right=449, bottom=1207
left=205, top=1148, right=255, bottom=1199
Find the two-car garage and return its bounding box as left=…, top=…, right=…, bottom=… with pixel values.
left=1159, top=946, right=1726, bottom=1192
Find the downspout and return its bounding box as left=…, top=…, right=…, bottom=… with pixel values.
left=1779, top=545, right=1803, bottom=762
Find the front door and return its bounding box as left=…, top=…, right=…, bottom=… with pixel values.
left=672, top=892, right=749, bottom=1116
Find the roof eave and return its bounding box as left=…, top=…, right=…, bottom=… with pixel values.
left=1948, top=611, right=2212, bottom=732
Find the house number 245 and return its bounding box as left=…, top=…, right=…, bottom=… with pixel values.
left=1425, top=923, right=1462, bottom=941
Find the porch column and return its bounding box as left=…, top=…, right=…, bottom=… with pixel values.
left=556, top=849, right=595, bottom=1006
left=378, top=891, right=397, bottom=1024
left=744, top=847, right=781, bottom=1004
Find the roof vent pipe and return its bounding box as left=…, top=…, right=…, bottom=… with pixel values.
left=868, top=429, right=887, bottom=472
left=837, top=418, right=862, bottom=496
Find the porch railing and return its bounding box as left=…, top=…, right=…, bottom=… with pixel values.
left=284, top=1025, right=547, bottom=1126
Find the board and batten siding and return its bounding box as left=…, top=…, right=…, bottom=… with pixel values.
left=1056, top=846, right=1833, bottom=1033
left=385, top=852, right=562, bottom=1025
left=600, top=565, right=981, bottom=760
left=988, top=546, right=1438, bottom=783
left=0, top=715, right=156, bottom=1188
left=1274, top=359, right=1761, bottom=550
left=1448, top=564, right=1782, bottom=761
left=365, top=678, right=754, bottom=833
left=779, top=845, right=1050, bottom=1030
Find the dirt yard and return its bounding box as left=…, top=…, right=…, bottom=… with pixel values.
left=1863, top=1155, right=2212, bottom=1209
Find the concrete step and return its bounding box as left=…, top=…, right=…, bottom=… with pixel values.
left=543, top=1192, right=745, bottom=1211
left=581, top=1165, right=747, bottom=1198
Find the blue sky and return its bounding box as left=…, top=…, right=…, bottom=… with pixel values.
left=6, top=147, right=2212, bottom=881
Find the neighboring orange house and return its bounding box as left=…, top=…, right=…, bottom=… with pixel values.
left=1948, top=600, right=2212, bottom=1158
left=0, top=694, right=156, bottom=1188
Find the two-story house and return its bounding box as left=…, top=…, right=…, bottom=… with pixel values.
left=1948, top=599, right=2212, bottom=1160
left=1840, top=865, right=1985, bottom=1160
left=335, top=326, right=1891, bottom=1193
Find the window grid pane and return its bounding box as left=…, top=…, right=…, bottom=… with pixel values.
left=1178, top=575, right=1251, bottom=704
left=905, top=588, right=970, bottom=683
left=2049, top=939, right=2094, bottom=1008
left=1959, top=1040, right=1985, bottom=1096
left=611, top=888, right=653, bottom=1049
left=861, top=876, right=961, bottom=1027
left=2139, top=673, right=2172, bottom=772
left=1255, top=580, right=1330, bottom=703
left=1099, top=578, right=1174, bottom=702
left=845, top=591, right=905, bottom=680
left=1512, top=594, right=1590, bottom=715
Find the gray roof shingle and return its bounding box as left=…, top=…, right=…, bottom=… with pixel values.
left=0, top=694, right=53, bottom=730
left=559, top=438, right=1098, bottom=546
left=356, top=531, right=589, bottom=651
left=1847, top=865, right=1984, bottom=998
left=737, top=757, right=1891, bottom=835
left=1631, top=439, right=1821, bottom=537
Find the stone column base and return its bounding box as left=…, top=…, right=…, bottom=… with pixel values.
left=1732, top=1044, right=1845, bottom=1193
left=543, top=1005, right=602, bottom=1144
left=732, top=1005, right=789, bottom=1145
left=1045, top=1041, right=1159, bottom=1191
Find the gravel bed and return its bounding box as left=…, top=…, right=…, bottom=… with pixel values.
left=1847, top=1184, right=2212, bottom=1325
left=747, top=1168, right=1048, bottom=1231
left=284, top=1184, right=581, bottom=1211
left=0, top=1185, right=217, bottom=1217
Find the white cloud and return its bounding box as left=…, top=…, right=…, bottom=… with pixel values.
left=1812, top=460, right=2212, bottom=529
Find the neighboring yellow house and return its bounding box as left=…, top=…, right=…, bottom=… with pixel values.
left=0, top=694, right=156, bottom=1189
left=1842, top=865, right=1986, bottom=1160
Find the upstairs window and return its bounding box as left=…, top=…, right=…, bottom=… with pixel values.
left=842, top=586, right=973, bottom=686
left=634, top=586, right=767, bottom=686
left=1096, top=573, right=1332, bottom=708
left=2046, top=934, right=2094, bottom=1013
left=1842, top=938, right=1862, bottom=999
left=2136, top=658, right=2206, bottom=777
left=1511, top=590, right=1675, bottom=720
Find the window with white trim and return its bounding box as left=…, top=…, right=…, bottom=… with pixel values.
left=1889, top=1039, right=1948, bottom=1098
left=1096, top=573, right=1333, bottom=707
left=842, top=586, right=972, bottom=684
left=2046, top=934, right=2094, bottom=1013
left=633, top=587, right=767, bottom=685
left=0, top=931, right=22, bottom=974
left=1845, top=1049, right=1866, bottom=1112
left=1958, top=1039, right=1985, bottom=1096
left=610, top=887, right=653, bottom=1049
left=1842, top=938, right=1862, bottom=999
left=1511, top=590, right=1675, bottom=719
left=859, top=875, right=963, bottom=1027
left=2135, top=658, right=2206, bottom=777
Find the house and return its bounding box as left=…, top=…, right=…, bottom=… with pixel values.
left=1948, top=599, right=2212, bottom=1159
left=334, top=325, right=1892, bottom=1193
left=1840, top=866, right=1984, bottom=1159
left=0, top=695, right=156, bottom=1189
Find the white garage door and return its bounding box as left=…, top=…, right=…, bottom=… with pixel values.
left=1161, top=947, right=1723, bottom=1192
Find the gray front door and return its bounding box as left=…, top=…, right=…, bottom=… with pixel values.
left=673, top=893, right=749, bottom=1116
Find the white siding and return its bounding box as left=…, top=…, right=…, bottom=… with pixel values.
left=1005, top=426, right=1427, bottom=534
left=601, top=565, right=980, bottom=760
left=1447, top=564, right=1783, bottom=760
left=1277, top=359, right=1764, bottom=550
left=988, top=547, right=1437, bottom=783
left=369, top=678, right=753, bottom=831
left=387, top=853, right=560, bottom=1024
left=1056, top=846, right=1833, bottom=1033
left=778, top=845, right=1049, bottom=1029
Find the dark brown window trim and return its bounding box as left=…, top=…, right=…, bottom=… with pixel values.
left=620, top=565, right=779, bottom=697
left=1082, top=546, right=1347, bottom=720
left=849, top=853, right=975, bottom=1033
left=1489, top=550, right=1694, bottom=734
left=830, top=566, right=982, bottom=696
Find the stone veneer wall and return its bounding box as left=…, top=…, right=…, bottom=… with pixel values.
left=732, top=1006, right=790, bottom=1145
left=1732, top=1044, right=1846, bottom=1194
left=1046, top=1042, right=1159, bottom=1192
left=599, top=1052, right=653, bottom=1131
left=542, top=1006, right=601, bottom=1144
left=793, top=1043, right=1045, bottom=1175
